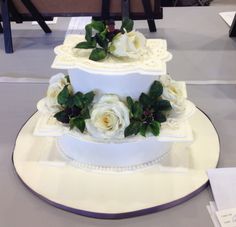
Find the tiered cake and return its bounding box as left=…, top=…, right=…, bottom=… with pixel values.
left=35, top=20, right=196, bottom=170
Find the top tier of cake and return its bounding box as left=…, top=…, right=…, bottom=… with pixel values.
left=52, top=35, right=172, bottom=75
left=52, top=35, right=172, bottom=99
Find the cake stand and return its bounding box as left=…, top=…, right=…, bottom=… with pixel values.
left=12, top=108, right=220, bottom=219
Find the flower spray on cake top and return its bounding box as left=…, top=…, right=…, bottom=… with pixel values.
left=74, top=19, right=146, bottom=61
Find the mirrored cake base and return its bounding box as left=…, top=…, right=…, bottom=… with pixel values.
left=12, top=108, right=220, bottom=219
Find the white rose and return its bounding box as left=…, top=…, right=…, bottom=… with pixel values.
left=160, top=75, right=186, bottom=117
left=45, top=83, right=65, bottom=112
left=109, top=31, right=146, bottom=59
left=85, top=95, right=130, bottom=139
left=38, top=73, right=72, bottom=114
left=49, top=73, right=68, bottom=86
left=127, top=31, right=146, bottom=52
left=169, top=99, right=186, bottom=116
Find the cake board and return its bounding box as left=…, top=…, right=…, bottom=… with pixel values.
left=12, top=108, right=220, bottom=219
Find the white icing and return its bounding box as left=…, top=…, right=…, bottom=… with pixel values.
left=52, top=34, right=172, bottom=75
left=57, top=133, right=173, bottom=168
left=68, top=69, right=162, bottom=100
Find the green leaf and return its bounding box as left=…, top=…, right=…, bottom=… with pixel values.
left=154, top=100, right=172, bottom=111
left=149, top=81, right=163, bottom=98
left=150, top=121, right=160, bottom=136
left=74, top=92, right=84, bottom=108
left=95, top=33, right=108, bottom=49
left=75, top=40, right=96, bottom=49
left=69, top=117, right=85, bottom=133
left=121, top=18, right=134, bottom=32
left=153, top=111, right=167, bottom=123
left=57, top=86, right=70, bottom=106
left=89, top=48, right=107, bottom=61
left=100, top=29, right=108, bottom=40
left=127, top=96, right=134, bottom=111
left=124, top=121, right=142, bottom=137
left=80, top=107, right=90, bottom=119
left=85, top=24, right=92, bottom=42
left=140, top=124, right=148, bottom=137
left=91, top=20, right=106, bottom=32
left=66, top=96, right=74, bottom=108
left=133, top=102, right=143, bottom=119
left=139, top=93, right=152, bottom=108
left=83, top=91, right=95, bottom=105
left=54, top=110, right=70, bottom=124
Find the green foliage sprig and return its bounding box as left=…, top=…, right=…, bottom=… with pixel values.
left=124, top=81, right=172, bottom=137
left=54, top=82, right=95, bottom=133
left=74, top=19, right=134, bottom=61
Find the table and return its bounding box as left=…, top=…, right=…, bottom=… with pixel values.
left=1, top=82, right=236, bottom=227
left=0, top=5, right=236, bottom=227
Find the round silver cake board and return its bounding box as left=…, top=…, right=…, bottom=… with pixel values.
left=12, top=109, right=220, bottom=219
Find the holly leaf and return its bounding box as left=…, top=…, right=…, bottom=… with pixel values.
left=154, top=100, right=172, bottom=111
left=83, top=91, right=95, bottom=106
left=140, top=124, right=148, bottom=137
left=153, top=111, right=167, bottom=123
left=124, top=121, right=142, bottom=137
left=89, top=48, right=107, bottom=61
left=100, top=29, right=108, bottom=40
left=85, top=24, right=92, bottom=42
left=150, top=121, right=160, bottom=136
left=75, top=40, right=96, bottom=49
left=91, top=20, right=106, bottom=32
left=121, top=18, right=134, bottom=32
left=80, top=107, right=90, bottom=119
left=74, top=92, right=84, bottom=108
left=95, top=33, right=108, bottom=49
left=127, top=96, right=134, bottom=111
left=66, top=96, right=74, bottom=108
left=54, top=110, right=70, bottom=124
left=69, top=117, right=85, bottom=133
left=57, top=86, right=70, bottom=106
left=139, top=93, right=152, bottom=108
left=149, top=81, right=163, bottom=98
left=133, top=102, right=143, bottom=119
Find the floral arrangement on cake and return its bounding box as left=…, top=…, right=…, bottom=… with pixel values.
left=38, top=74, right=187, bottom=140
left=74, top=19, right=146, bottom=61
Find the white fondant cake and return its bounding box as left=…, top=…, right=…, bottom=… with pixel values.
left=35, top=23, right=196, bottom=171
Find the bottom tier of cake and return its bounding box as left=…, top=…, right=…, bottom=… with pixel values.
left=34, top=112, right=193, bottom=171
left=57, top=134, right=173, bottom=168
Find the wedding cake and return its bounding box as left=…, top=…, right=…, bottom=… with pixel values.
left=35, top=19, right=196, bottom=170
